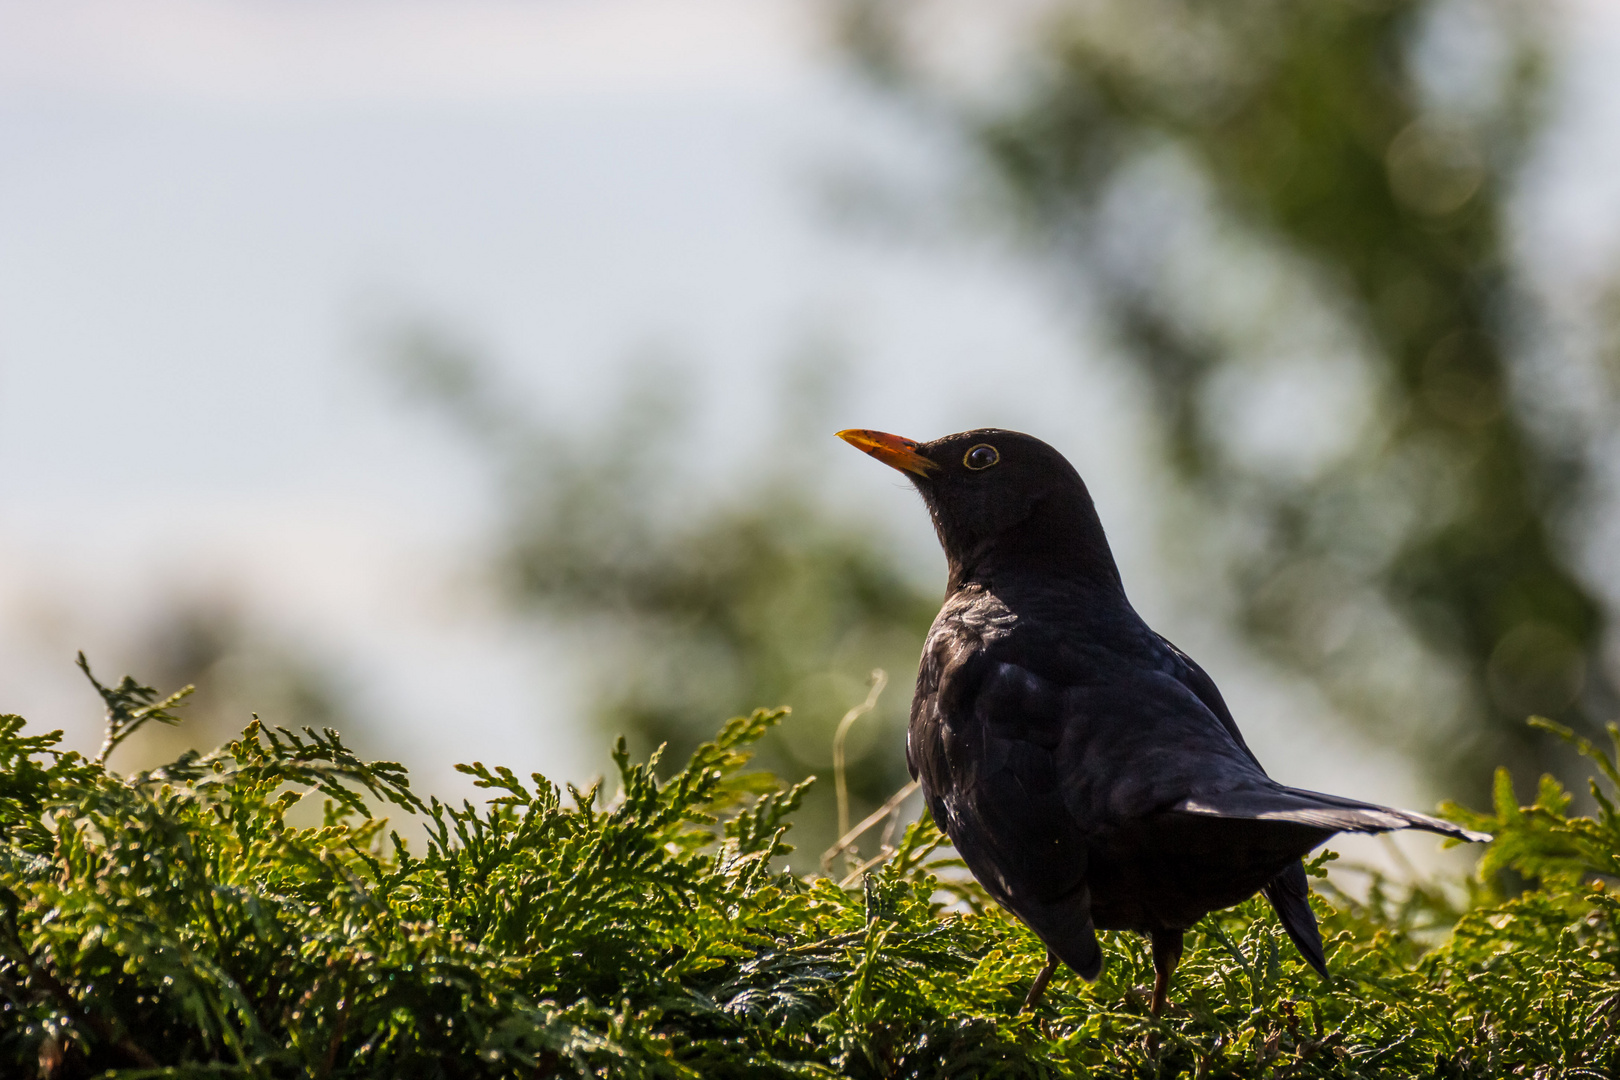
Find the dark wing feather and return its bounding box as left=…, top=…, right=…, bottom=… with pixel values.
left=1049, top=668, right=1277, bottom=829
left=1155, top=635, right=1263, bottom=769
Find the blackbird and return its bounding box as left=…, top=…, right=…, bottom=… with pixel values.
left=838, top=427, right=1488, bottom=1014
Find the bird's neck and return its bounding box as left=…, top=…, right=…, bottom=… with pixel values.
left=947, top=493, right=1128, bottom=605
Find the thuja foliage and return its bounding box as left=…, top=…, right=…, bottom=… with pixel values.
left=2, top=668, right=1618, bottom=1077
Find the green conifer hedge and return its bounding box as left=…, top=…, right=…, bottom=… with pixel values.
left=2, top=662, right=1616, bottom=1076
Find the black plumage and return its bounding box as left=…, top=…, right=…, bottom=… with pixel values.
left=837, top=426, right=1488, bottom=1013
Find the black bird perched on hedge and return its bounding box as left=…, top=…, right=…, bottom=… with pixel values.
left=837, top=427, right=1489, bottom=1014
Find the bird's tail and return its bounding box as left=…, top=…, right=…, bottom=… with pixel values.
left=1263, top=860, right=1328, bottom=978
left=1175, top=786, right=1491, bottom=844
left=1170, top=784, right=1484, bottom=980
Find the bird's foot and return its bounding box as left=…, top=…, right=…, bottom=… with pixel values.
left=1150, top=958, right=1172, bottom=1017
left=1020, top=950, right=1060, bottom=1013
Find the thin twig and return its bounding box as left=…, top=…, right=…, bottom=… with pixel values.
left=821, top=779, right=919, bottom=875
left=838, top=847, right=902, bottom=889
left=878, top=790, right=909, bottom=853
left=832, top=670, right=888, bottom=849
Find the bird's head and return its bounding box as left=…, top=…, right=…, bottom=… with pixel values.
left=837, top=427, right=1122, bottom=593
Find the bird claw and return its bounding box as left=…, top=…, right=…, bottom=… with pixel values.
left=1020, top=949, right=1060, bottom=1013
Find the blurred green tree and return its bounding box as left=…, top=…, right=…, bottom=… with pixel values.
left=841, top=0, right=1617, bottom=800
left=386, top=326, right=937, bottom=854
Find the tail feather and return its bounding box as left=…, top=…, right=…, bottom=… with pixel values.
left=1176, top=785, right=1491, bottom=844
left=1018, top=883, right=1104, bottom=982
left=1263, top=860, right=1328, bottom=978
left=1169, top=784, right=1483, bottom=980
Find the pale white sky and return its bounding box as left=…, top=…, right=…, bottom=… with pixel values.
left=1, top=0, right=1617, bottom=846
left=0, top=0, right=816, bottom=103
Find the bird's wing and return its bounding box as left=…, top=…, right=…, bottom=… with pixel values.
left=1173, top=785, right=1491, bottom=843
left=923, top=649, right=1286, bottom=851
left=1154, top=635, right=1264, bottom=771
left=1043, top=653, right=1489, bottom=843
left=1043, top=665, right=1277, bottom=829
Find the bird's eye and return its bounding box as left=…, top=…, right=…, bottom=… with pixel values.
left=963, top=444, right=999, bottom=470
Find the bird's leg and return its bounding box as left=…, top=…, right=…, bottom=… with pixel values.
left=1150, top=931, right=1184, bottom=1017
left=1021, top=950, right=1060, bottom=1013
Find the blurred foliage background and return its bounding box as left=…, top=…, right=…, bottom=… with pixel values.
left=383, top=326, right=940, bottom=855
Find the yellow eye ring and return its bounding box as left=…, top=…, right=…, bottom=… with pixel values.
left=963, top=444, right=999, bottom=470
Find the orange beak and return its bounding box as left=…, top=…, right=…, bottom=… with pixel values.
left=836, top=429, right=938, bottom=477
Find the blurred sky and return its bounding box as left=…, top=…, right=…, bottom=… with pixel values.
left=3, top=0, right=1620, bottom=829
